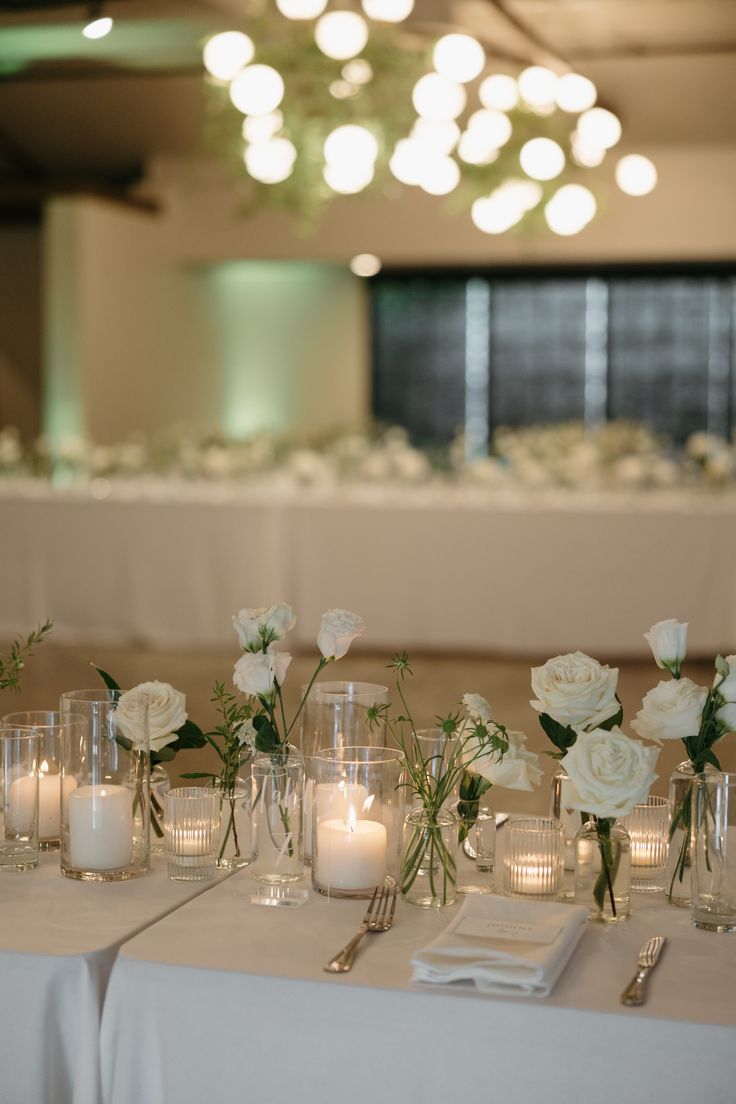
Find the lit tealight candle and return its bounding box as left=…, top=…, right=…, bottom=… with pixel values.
left=505, top=855, right=562, bottom=897
left=316, top=805, right=387, bottom=891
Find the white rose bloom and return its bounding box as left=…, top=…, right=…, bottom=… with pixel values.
left=115, top=689, right=151, bottom=753
left=232, top=604, right=296, bottom=650
left=560, top=727, right=659, bottom=819
left=715, top=655, right=736, bottom=703
left=467, top=730, right=543, bottom=793
left=233, top=651, right=292, bottom=697
left=631, top=678, right=707, bottom=743
left=317, top=609, right=365, bottom=660
left=530, top=651, right=619, bottom=731
left=644, top=619, right=688, bottom=675
left=127, top=680, right=187, bottom=754
left=462, top=693, right=492, bottom=725
left=716, top=701, right=736, bottom=734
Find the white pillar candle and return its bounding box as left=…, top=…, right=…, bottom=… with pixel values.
left=8, top=774, right=39, bottom=836
left=303, top=780, right=369, bottom=861
left=38, top=769, right=77, bottom=841
left=316, top=816, right=387, bottom=891
left=68, top=784, right=134, bottom=871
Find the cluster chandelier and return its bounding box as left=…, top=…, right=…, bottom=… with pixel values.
left=202, top=2, right=657, bottom=236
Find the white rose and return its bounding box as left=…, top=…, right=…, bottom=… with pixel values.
left=232, top=604, right=296, bottom=650
left=560, top=727, right=659, bottom=818
left=644, top=619, right=688, bottom=676
left=128, top=680, right=187, bottom=754
left=530, top=652, right=619, bottom=731
left=715, top=655, right=736, bottom=703
left=716, top=701, right=736, bottom=734
left=467, top=730, right=543, bottom=793
left=462, top=693, right=492, bottom=725
left=317, top=609, right=365, bottom=660
left=114, top=689, right=150, bottom=753
left=631, top=678, right=707, bottom=743
left=233, top=651, right=292, bottom=697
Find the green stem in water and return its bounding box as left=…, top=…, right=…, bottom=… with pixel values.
left=592, top=818, right=618, bottom=917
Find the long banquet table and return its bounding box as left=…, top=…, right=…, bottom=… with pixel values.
left=2, top=481, right=736, bottom=655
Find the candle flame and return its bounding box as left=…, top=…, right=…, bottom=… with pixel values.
left=362, top=794, right=375, bottom=815
left=40, top=760, right=49, bottom=775
left=347, top=804, right=357, bottom=833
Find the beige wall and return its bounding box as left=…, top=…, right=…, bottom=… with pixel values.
left=0, top=224, right=41, bottom=439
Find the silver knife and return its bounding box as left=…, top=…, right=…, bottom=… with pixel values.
left=620, top=935, right=666, bottom=1006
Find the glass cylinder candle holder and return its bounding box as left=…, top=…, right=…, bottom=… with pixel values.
left=59, top=689, right=150, bottom=881
left=251, top=745, right=304, bottom=884
left=164, top=787, right=220, bottom=881
left=621, top=795, right=670, bottom=893
left=504, top=816, right=564, bottom=900
left=311, top=746, right=405, bottom=899
left=691, top=771, right=736, bottom=933
left=0, top=723, right=41, bottom=870
left=2, top=711, right=80, bottom=851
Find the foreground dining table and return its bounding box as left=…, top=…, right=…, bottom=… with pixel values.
left=99, top=865, right=736, bottom=1104
left=0, top=853, right=230, bottom=1104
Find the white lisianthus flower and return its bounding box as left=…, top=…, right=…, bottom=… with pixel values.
left=235, top=717, right=258, bottom=750
left=631, top=678, right=708, bottom=743
left=715, top=655, right=736, bottom=703
left=644, top=619, right=688, bottom=677
left=233, top=651, right=292, bottom=697
left=560, top=727, right=659, bottom=819
left=530, top=651, right=619, bottom=731
left=232, top=604, right=296, bottom=651
left=124, top=680, right=187, bottom=754
left=462, top=693, right=492, bottom=725
left=317, top=609, right=365, bottom=660
left=716, top=701, right=736, bottom=734
left=467, top=730, right=543, bottom=792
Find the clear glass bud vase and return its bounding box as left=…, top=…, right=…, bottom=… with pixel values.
left=550, top=766, right=588, bottom=898
left=402, top=806, right=458, bottom=908
left=574, top=819, right=630, bottom=923
left=666, top=760, right=719, bottom=908
left=148, top=763, right=170, bottom=856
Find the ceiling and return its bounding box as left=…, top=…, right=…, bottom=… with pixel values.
left=0, top=0, right=734, bottom=214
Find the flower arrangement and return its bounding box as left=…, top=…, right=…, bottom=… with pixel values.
left=631, top=618, right=735, bottom=901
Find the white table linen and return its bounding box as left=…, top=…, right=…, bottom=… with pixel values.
left=2, top=483, right=736, bottom=655
left=0, top=854, right=229, bottom=1104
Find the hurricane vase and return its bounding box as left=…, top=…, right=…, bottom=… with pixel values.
left=250, top=746, right=304, bottom=884
left=2, top=711, right=68, bottom=851
left=402, top=806, right=458, bottom=908
left=574, top=819, right=630, bottom=923
left=691, top=770, right=736, bottom=933
left=0, top=724, right=41, bottom=870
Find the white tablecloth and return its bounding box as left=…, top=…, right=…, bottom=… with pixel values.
left=2, top=483, right=736, bottom=655
left=100, top=865, right=736, bottom=1104
left=0, top=853, right=229, bottom=1104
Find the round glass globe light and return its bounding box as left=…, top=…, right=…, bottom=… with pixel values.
left=517, top=66, right=558, bottom=108
left=82, top=16, right=113, bottom=39
left=203, top=31, right=254, bottom=81
left=323, top=160, right=374, bottom=193
left=244, top=138, right=297, bottom=184
left=577, top=106, right=621, bottom=150
left=276, top=0, right=327, bottom=18
left=342, top=58, right=373, bottom=84
left=544, top=183, right=597, bottom=235
left=315, top=11, right=369, bottom=60
left=466, top=109, right=512, bottom=148
left=361, top=0, right=414, bottom=22
left=350, top=253, right=382, bottom=277
left=457, top=130, right=499, bottom=165
left=329, top=80, right=356, bottom=99
left=615, top=154, right=657, bottom=196
left=229, top=65, right=285, bottom=115
left=432, top=34, right=485, bottom=84
left=418, top=156, right=461, bottom=195
left=555, top=72, right=597, bottom=113
left=411, top=119, right=460, bottom=155
left=571, top=132, right=605, bottom=167
left=501, top=177, right=543, bottom=211
left=412, top=73, right=466, bottom=122
left=323, top=124, right=378, bottom=166
left=242, top=111, right=283, bottom=142
left=389, top=139, right=428, bottom=185
left=471, top=194, right=524, bottom=234
left=479, top=73, right=518, bottom=111
left=519, top=137, right=565, bottom=181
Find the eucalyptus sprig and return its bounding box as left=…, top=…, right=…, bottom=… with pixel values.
left=0, top=620, right=53, bottom=692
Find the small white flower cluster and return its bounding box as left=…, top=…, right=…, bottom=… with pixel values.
left=460, top=692, right=543, bottom=793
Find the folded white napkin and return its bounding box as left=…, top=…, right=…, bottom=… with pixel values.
left=411, top=894, right=587, bottom=997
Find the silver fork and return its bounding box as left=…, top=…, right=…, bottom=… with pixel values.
left=323, top=883, right=397, bottom=973
left=620, top=935, right=666, bottom=1006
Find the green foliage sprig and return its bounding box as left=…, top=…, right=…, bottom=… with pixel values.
left=0, top=620, right=53, bottom=692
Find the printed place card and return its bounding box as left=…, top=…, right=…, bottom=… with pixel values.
left=453, top=916, right=562, bottom=945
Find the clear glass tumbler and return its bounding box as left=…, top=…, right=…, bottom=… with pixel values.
left=504, top=815, right=564, bottom=899
left=0, top=723, right=41, bottom=870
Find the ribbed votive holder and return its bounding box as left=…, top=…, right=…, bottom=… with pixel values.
left=503, top=816, right=564, bottom=899
left=164, top=787, right=220, bottom=882
left=621, top=795, right=670, bottom=893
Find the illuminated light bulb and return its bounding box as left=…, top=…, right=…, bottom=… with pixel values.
left=323, top=160, right=374, bottom=193
left=544, top=183, right=597, bottom=235
left=500, top=177, right=543, bottom=211
left=412, top=73, right=466, bottom=122
left=479, top=73, right=518, bottom=112
left=411, top=119, right=460, bottom=155
left=577, top=107, right=621, bottom=150
left=315, top=11, right=369, bottom=60
left=615, top=154, right=657, bottom=196
left=242, top=111, right=283, bottom=142
left=571, top=131, right=605, bottom=167
left=418, top=156, right=461, bottom=195
left=471, top=194, right=524, bottom=234
left=519, top=137, right=565, bottom=181
left=361, top=0, right=414, bottom=22
left=517, top=65, right=558, bottom=109
left=342, top=59, right=373, bottom=84
left=244, top=138, right=297, bottom=184
left=457, top=130, right=499, bottom=165
left=276, top=0, right=327, bottom=19
left=466, top=109, right=512, bottom=147
left=329, top=80, right=357, bottom=99
left=324, top=125, right=378, bottom=166
left=432, top=34, right=485, bottom=84
left=203, top=31, right=254, bottom=80
left=389, top=139, right=428, bottom=185
left=229, top=65, right=285, bottom=116
left=82, top=16, right=113, bottom=39
left=350, top=253, right=381, bottom=276
left=555, top=72, right=597, bottom=113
